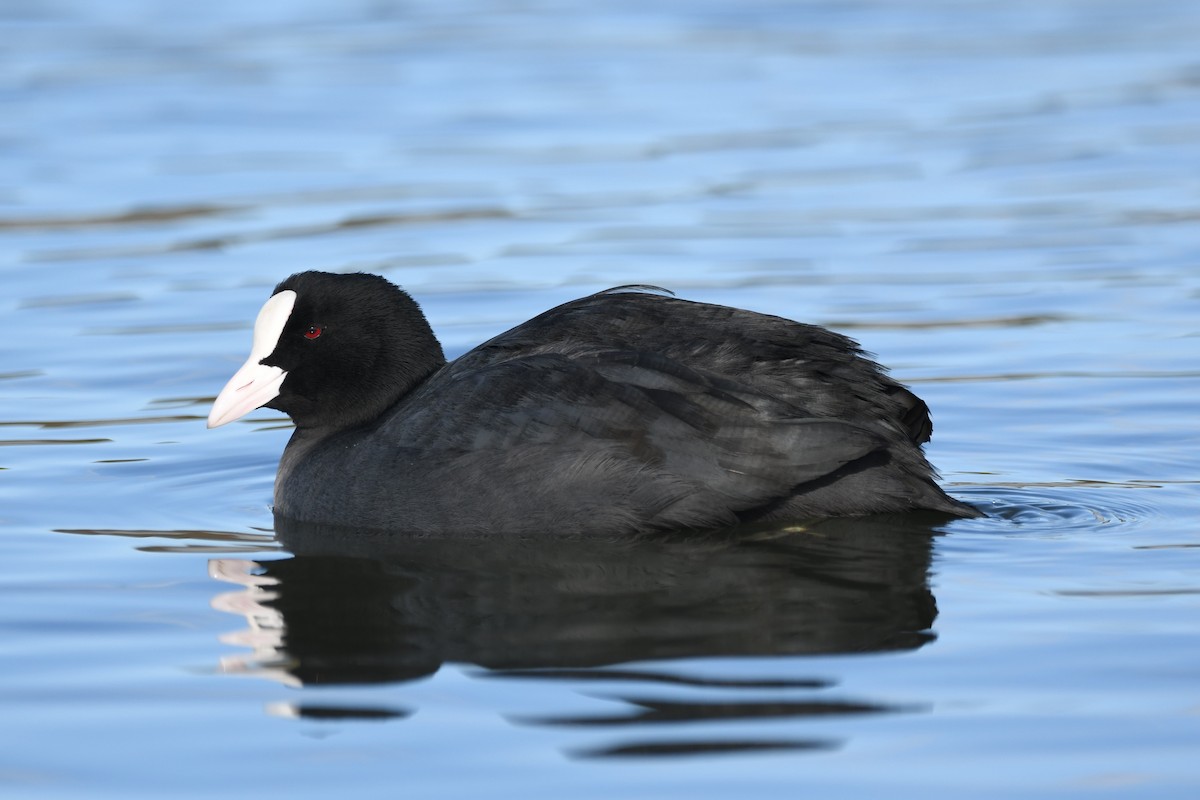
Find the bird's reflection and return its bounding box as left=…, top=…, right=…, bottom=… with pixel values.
left=212, top=513, right=947, bottom=756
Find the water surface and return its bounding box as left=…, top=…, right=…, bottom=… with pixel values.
left=2, top=1, right=1198, bottom=797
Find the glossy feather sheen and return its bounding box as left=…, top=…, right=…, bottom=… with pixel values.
left=244, top=272, right=979, bottom=534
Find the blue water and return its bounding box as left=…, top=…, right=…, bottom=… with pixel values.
left=2, top=1, right=1199, bottom=797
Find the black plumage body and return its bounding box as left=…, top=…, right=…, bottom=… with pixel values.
left=251, top=272, right=978, bottom=534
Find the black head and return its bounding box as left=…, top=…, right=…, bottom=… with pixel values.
left=208, top=271, right=445, bottom=432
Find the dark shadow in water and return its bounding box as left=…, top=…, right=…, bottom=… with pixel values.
left=212, top=513, right=947, bottom=758
left=279, top=704, right=411, bottom=723
left=573, top=738, right=840, bottom=760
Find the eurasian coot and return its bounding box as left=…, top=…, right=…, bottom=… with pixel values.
left=209, top=271, right=978, bottom=533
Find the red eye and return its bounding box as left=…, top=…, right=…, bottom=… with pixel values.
left=303, top=325, right=323, bottom=340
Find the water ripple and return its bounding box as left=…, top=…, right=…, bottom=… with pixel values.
left=950, top=483, right=1161, bottom=533
left=24, top=207, right=512, bottom=263
left=54, top=527, right=278, bottom=555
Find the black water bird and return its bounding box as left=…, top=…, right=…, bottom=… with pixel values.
left=208, top=271, right=978, bottom=533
